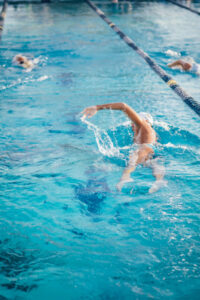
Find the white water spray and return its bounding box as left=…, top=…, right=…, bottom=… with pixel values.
left=81, top=117, right=122, bottom=157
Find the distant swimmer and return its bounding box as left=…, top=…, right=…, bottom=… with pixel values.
left=13, top=54, right=34, bottom=71
left=186, top=0, right=192, bottom=7
left=168, top=59, right=200, bottom=75
left=81, top=102, right=166, bottom=193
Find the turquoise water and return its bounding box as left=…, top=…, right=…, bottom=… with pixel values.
left=0, top=1, right=200, bottom=299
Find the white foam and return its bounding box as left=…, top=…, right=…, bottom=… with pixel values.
left=163, top=143, right=199, bottom=154
left=165, top=50, right=181, bottom=57
left=0, top=78, right=22, bottom=90
left=81, top=117, right=122, bottom=157
left=164, top=143, right=188, bottom=150
left=37, top=75, right=49, bottom=82
left=33, top=58, right=40, bottom=64
left=154, top=120, right=170, bottom=131
left=24, top=67, right=33, bottom=72
left=0, top=74, right=49, bottom=91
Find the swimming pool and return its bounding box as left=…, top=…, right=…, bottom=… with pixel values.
left=0, top=1, right=200, bottom=299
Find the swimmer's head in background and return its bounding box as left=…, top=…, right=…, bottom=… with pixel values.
left=139, top=112, right=153, bottom=126
left=13, top=54, right=25, bottom=64
left=13, top=54, right=32, bottom=69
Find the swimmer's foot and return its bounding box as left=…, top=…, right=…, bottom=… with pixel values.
left=149, top=179, right=167, bottom=194
left=116, top=177, right=133, bottom=192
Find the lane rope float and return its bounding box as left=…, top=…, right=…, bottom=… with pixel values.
left=85, top=0, right=200, bottom=117
left=0, top=0, right=8, bottom=39
left=167, top=0, right=200, bottom=16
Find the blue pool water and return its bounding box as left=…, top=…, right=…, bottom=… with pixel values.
left=0, top=1, right=200, bottom=299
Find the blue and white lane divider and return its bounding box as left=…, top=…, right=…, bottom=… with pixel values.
left=0, top=0, right=8, bottom=39
left=168, top=0, right=200, bottom=16
left=85, top=0, right=200, bottom=117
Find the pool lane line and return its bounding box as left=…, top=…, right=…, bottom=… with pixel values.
left=0, top=0, right=48, bottom=4
left=85, top=0, right=200, bottom=117
left=0, top=0, right=8, bottom=39
left=167, top=0, right=200, bottom=16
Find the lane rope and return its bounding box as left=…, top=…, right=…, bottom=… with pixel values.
left=0, top=0, right=8, bottom=39
left=85, top=0, right=200, bottom=117
left=167, top=0, right=200, bottom=16
left=0, top=0, right=48, bottom=4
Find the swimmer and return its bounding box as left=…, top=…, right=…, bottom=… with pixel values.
left=81, top=103, right=166, bottom=193
left=13, top=54, right=34, bottom=71
left=168, top=59, right=200, bottom=75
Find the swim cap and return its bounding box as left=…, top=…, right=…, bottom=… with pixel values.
left=139, top=112, right=153, bottom=126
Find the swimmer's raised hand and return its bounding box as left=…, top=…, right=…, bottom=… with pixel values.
left=81, top=106, right=97, bottom=119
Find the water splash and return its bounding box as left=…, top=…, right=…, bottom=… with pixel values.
left=154, top=120, right=170, bottom=131
left=37, top=75, right=49, bottom=82
left=81, top=117, right=122, bottom=157
left=0, top=78, right=22, bottom=91
left=165, top=49, right=181, bottom=57
left=0, top=75, right=49, bottom=91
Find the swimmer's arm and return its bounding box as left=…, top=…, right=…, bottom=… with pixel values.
left=96, top=102, right=143, bottom=127
left=168, top=60, right=191, bottom=70
left=81, top=103, right=143, bottom=126
left=167, top=60, right=182, bottom=68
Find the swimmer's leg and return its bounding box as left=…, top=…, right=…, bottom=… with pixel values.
left=117, top=147, right=151, bottom=191
left=148, top=158, right=167, bottom=193
left=116, top=150, right=138, bottom=191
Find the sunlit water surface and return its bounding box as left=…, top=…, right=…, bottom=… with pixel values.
left=0, top=1, right=200, bottom=299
